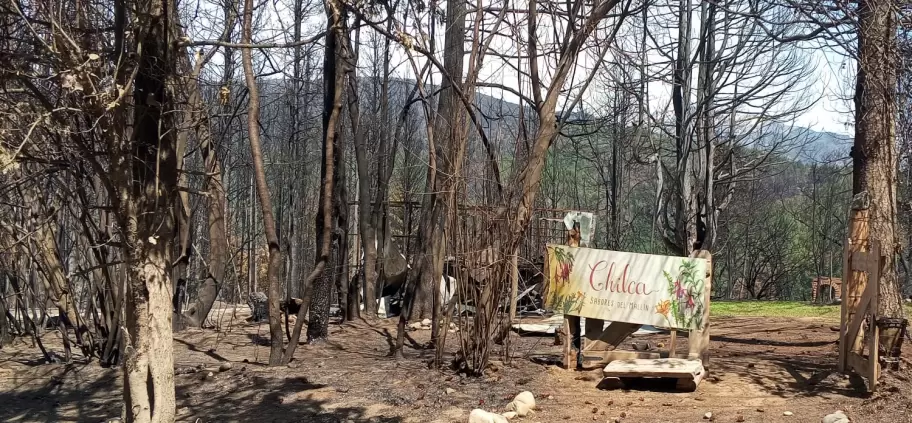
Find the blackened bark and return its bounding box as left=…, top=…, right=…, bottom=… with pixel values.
left=304, top=0, right=344, bottom=343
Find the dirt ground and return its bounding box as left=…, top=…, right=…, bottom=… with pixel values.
left=2, top=307, right=911, bottom=423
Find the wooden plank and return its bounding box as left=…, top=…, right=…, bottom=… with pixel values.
left=581, top=320, right=641, bottom=353
left=688, top=250, right=712, bottom=363
left=603, top=358, right=705, bottom=379
left=843, top=282, right=874, bottom=352
left=839, top=238, right=851, bottom=373
left=564, top=315, right=582, bottom=369
left=868, top=252, right=880, bottom=392
left=845, top=198, right=871, bottom=359
left=851, top=251, right=880, bottom=274
left=870, top=323, right=880, bottom=392
left=847, top=352, right=868, bottom=375
left=676, top=369, right=705, bottom=392
left=582, top=350, right=665, bottom=364
left=563, top=317, right=572, bottom=370
left=669, top=330, right=678, bottom=357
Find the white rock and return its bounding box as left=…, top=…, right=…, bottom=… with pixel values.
left=507, top=400, right=533, bottom=417
left=704, top=412, right=713, bottom=420
left=823, top=411, right=849, bottom=423
left=445, top=387, right=456, bottom=395
left=784, top=411, right=794, bottom=416
left=421, top=318, right=432, bottom=326
left=513, top=391, right=536, bottom=408
left=408, top=322, right=423, bottom=330
left=468, top=409, right=509, bottom=423
left=501, top=411, right=518, bottom=420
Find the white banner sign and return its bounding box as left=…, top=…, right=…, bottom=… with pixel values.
left=545, top=245, right=710, bottom=331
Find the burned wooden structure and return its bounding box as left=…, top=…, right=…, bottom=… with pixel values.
left=347, top=201, right=589, bottom=312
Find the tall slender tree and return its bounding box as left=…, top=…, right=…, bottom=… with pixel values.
left=240, top=0, right=284, bottom=364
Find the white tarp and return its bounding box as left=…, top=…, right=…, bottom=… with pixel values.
left=563, top=211, right=595, bottom=247
left=512, top=315, right=667, bottom=336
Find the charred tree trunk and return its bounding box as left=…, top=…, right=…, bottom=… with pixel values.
left=283, top=0, right=345, bottom=354
left=241, top=0, right=284, bottom=365
left=170, top=43, right=230, bottom=330
left=670, top=0, right=695, bottom=257
left=307, top=0, right=345, bottom=342
left=404, top=0, right=468, bottom=325
left=346, top=26, right=376, bottom=321
left=118, top=0, right=178, bottom=420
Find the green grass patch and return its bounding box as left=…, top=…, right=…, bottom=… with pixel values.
left=711, top=301, right=912, bottom=320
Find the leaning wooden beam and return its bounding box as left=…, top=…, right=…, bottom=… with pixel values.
left=582, top=320, right=641, bottom=352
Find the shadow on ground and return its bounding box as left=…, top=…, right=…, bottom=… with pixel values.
left=0, top=361, right=403, bottom=423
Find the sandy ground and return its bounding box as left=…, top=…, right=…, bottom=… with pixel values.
left=1, top=306, right=911, bottom=423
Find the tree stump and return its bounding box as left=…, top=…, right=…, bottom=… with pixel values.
left=247, top=292, right=269, bottom=322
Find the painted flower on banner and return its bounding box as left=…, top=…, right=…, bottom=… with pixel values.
left=552, top=247, right=575, bottom=284
left=673, top=279, right=686, bottom=299
left=655, top=300, right=671, bottom=317
left=661, top=259, right=706, bottom=329
left=552, top=289, right=586, bottom=315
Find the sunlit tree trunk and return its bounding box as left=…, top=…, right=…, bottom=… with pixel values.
left=240, top=0, right=284, bottom=364
left=853, top=0, right=905, bottom=321
left=117, top=0, right=177, bottom=419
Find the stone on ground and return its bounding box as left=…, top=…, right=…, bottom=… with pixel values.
left=506, top=391, right=535, bottom=417
left=468, top=409, right=508, bottom=423
left=512, top=391, right=535, bottom=408
left=823, top=411, right=849, bottom=423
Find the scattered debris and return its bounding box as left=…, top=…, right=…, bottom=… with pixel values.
left=175, top=367, right=197, bottom=375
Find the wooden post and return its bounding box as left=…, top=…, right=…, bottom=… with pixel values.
left=688, top=250, right=712, bottom=363
left=508, top=247, right=519, bottom=321
left=561, top=222, right=582, bottom=367
left=562, top=316, right=584, bottom=369
left=840, top=193, right=871, bottom=372
left=669, top=330, right=678, bottom=358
